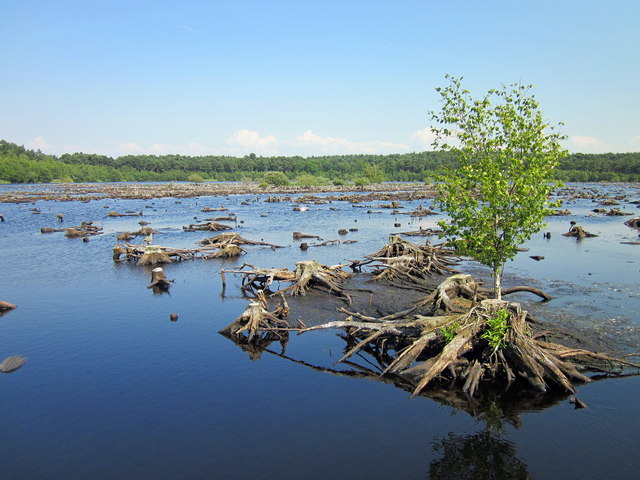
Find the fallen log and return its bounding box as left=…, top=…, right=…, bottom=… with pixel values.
left=293, top=232, right=320, bottom=240
left=183, top=221, right=233, bottom=232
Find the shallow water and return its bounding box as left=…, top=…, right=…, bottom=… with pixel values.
left=1, top=183, right=639, bottom=479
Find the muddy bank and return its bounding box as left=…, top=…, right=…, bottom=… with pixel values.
left=0, top=181, right=436, bottom=203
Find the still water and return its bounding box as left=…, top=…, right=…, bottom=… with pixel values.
left=1, top=183, right=639, bottom=479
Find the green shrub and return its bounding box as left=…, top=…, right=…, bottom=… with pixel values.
left=262, top=171, right=290, bottom=186
left=481, top=309, right=511, bottom=350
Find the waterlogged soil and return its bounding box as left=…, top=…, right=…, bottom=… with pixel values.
left=1, top=181, right=639, bottom=480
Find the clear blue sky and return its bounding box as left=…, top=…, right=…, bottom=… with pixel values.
left=1, top=0, right=638, bottom=157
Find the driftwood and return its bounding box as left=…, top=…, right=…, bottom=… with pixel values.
left=139, top=246, right=173, bottom=265
left=293, top=231, right=320, bottom=240
left=201, top=206, right=227, bottom=212
left=107, top=210, right=142, bottom=217
left=220, top=263, right=297, bottom=295
left=198, top=232, right=283, bottom=248
left=203, top=244, right=245, bottom=259
left=203, top=215, right=236, bottom=222
left=396, top=228, right=443, bottom=237
left=221, top=260, right=352, bottom=304
left=417, top=274, right=552, bottom=314
left=183, top=221, right=233, bottom=232
left=219, top=291, right=290, bottom=342
left=41, top=227, right=65, bottom=234
left=348, top=235, right=458, bottom=288
left=624, top=217, right=640, bottom=228
left=294, top=295, right=638, bottom=399
left=563, top=225, right=598, bottom=238
left=114, top=242, right=244, bottom=264
left=148, top=267, right=172, bottom=290
left=0, top=355, right=27, bottom=373
left=64, top=221, right=103, bottom=238
left=0, top=301, right=17, bottom=312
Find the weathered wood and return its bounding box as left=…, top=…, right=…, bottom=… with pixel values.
left=0, top=355, right=27, bottom=373
left=0, top=300, right=17, bottom=312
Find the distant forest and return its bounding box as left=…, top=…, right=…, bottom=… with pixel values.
left=1, top=139, right=639, bottom=184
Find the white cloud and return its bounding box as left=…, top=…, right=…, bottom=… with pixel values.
left=290, top=130, right=408, bottom=155
left=118, top=142, right=143, bottom=154
left=25, top=136, right=52, bottom=152
left=226, top=129, right=278, bottom=154
left=565, top=135, right=611, bottom=153
left=409, top=128, right=438, bottom=150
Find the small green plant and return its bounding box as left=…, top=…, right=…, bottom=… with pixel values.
left=439, top=321, right=460, bottom=344
left=481, top=309, right=511, bottom=350
left=259, top=182, right=268, bottom=189
left=188, top=173, right=204, bottom=183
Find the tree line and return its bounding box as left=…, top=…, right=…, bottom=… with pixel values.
left=1, top=139, right=638, bottom=184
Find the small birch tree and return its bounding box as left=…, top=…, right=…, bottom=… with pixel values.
left=430, top=75, right=566, bottom=299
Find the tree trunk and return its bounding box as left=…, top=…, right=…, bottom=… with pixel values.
left=494, top=267, right=502, bottom=300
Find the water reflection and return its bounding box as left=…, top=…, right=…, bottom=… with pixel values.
left=220, top=330, right=570, bottom=426
left=429, top=430, right=531, bottom=480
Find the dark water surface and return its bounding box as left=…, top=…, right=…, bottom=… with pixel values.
left=1, top=183, right=639, bottom=479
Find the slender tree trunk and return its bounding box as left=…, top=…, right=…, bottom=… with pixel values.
left=493, top=266, right=502, bottom=300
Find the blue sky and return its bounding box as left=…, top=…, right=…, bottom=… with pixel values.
left=1, top=0, right=638, bottom=157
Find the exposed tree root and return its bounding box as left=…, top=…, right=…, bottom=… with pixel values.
left=198, top=232, right=283, bottom=248
left=113, top=242, right=245, bottom=264
left=280, top=261, right=353, bottom=305
left=624, top=217, right=640, bottom=228
left=350, top=235, right=459, bottom=287
left=219, top=291, right=290, bottom=342
left=563, top=225, right=598, bottom=238
left=221, top=260, right=352, bottom=304
left=295, top=297, right=639, bottom=399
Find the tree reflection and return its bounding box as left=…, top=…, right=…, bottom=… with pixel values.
left=429, top=430, right=531, bottom=480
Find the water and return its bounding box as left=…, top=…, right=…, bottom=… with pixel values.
left=1, top=183, right=639, bottom=479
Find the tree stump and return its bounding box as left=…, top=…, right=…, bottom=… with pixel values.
left=148, top=267, right=172, bottom=290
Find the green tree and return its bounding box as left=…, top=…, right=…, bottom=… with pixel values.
left=188, top=173, right=204, bottom=183
left=362, top=163, right=386, bottom=183
left=354, top=176, right=370, bottom=189
left=430, top=75, right=566, bottom=299
left=262, top=171, right=290, bottom=186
